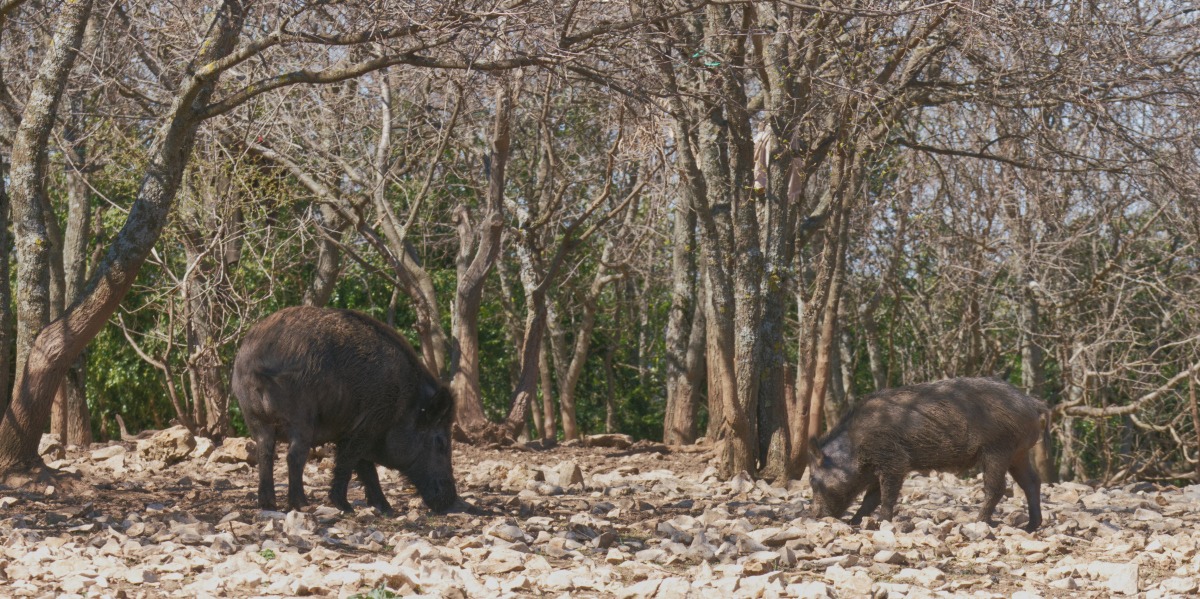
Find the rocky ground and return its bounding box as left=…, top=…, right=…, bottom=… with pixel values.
left=1, top=428, right=1199, bottom=599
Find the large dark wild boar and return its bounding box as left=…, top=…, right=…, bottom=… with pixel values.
left=808, top=377, right=1047, bottom=532
left=232, top=306, right=457, bottom=514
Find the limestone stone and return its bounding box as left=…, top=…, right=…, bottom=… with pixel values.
left=136, top=426, right=195, bottom=465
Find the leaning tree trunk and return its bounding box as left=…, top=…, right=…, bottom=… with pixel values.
left=0, top=0, right=244, bottom=474
left=449, top=78, right=512, bottom=440
left=790, top=151, right=855, bottom=477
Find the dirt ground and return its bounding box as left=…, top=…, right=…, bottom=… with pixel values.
left=1, top=432, right=1199, bottom=599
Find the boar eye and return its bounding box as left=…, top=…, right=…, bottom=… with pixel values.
left=433, top=433, right=449, bottom=453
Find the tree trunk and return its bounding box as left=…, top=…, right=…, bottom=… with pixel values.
left=1021, top=284, right=1055, bottom=482
left=665, top=202, right=698, bottom=445
left=838, top=313, right=857, bottom=408
left=755, top=127, right=795, bottom=478
left=53, top=84, right=94, bottom=445
left=0, top=0, right=244, bottom=473
left=9, top=0, right=94, bottom=403
left=790, top=151, right=856, bottom=477
left=603, top=342, right=617, bottom=433
left=859, top=293, right=886, bottom=391
left=806, top=206, right=850, bottom=446
left=0, top=151, right=12, bottom=423
left=1190, top=373, right=1200, bottom=482
left=554, top=243, right=623, bottom=442
left=501, top=289, right=546, bottom=439
left=302, top=204, right=343, bottom=307
left=449, top=78, right=512, bottom=440
left=539, top=334, right=555, bottom=440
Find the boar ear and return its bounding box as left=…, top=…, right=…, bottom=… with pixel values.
left=427, top=385, right=453, bottom=425
left=418, top=381, right=454, bottom=426
left=807, top=436, right=823, bottom=461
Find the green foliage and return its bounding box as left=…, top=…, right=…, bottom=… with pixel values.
left=258, top=549, right=276, bottom=560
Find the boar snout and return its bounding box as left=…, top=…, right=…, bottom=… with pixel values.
left=399, top=429, right=458, bottom=512
left=414, top=474, right=459, bottom=512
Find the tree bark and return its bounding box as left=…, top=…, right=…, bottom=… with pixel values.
left=806, top=203, right=850, bottom=446
left=8, top=0, right=94, bottom=404
left=1190, top=373, right=1200, bottom=482
left=449, top=78, right=512, bottom=439
left=665, top=202, right=698, bottom=445
left=0, top=0, right=245, bottom=473
left=302, top=204, right=344, bottom=307
left=538, top=333, right=554, bottom=439
left=0, top=150, right=11, bottom=423
left=51, top=77, right=95, bottom=445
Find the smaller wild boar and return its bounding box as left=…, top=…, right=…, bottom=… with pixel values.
left=232, top=306, right=457, bottom=514
left=808, top=377, right=1048, bottom=532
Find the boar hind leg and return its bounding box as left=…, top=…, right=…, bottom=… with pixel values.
left=355, top=460, right=394, bottom=515
left=976, top=451, right=1012, bottom=526
left=253, top=428, right=278, bottom=510
left=850, top=482, right=882, bottom=525
left=285, top=431, right=314, bottom=510
left=1008, top=450, right=1042, bottom=532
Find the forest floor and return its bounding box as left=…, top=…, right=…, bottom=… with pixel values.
left=1, top=429, right=1199, bottom=599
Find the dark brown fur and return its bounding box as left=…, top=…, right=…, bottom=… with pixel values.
left=808, top=377, right=1048, bottom=532
left=231, top=306, right=456, bottom=513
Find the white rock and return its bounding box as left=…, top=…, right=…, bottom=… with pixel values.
left=584, top=433, right=634, bottom=449
left=124, top=568, right=158, bottom=584
left=542, top=570, right=576, bottom=591
left=189, top=436, right=215, bottom=459
left=322, top=570, right=363, bottom=588
left=284, top=511, right=316, bottom=536
left=550, top=461, right=584, bottom=487
left=729, top=471, right=754, bottom=495
left=1049, top=577, right=1078, bottom=590
left=615, top=577, right=661, bottom=599
left=210, top=436, right=257, bottom=464
left=488, top=523, right=526, bottom=542
left=895, top=566, right=945, bottom=587
left=1095, top=562, right=1139, bottom=595
left=38, top=434, right=65, bottom=460
left=90, top=445, right=126, bottom=461
left=786, top=581, right=834, bottom=599
left=1133, top=508, right=1163, bottom=521
left=136, top=426, right=195, bottom=465
left=1162, top=577, right=1198, bottom=593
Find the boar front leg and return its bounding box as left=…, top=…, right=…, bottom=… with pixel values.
left=355, top=460, right=395, bottom=515
left=850, top=481, right=881, bottom=525
left=877, top=473, right=905, bottom=521
left=330, top=437, right=372, bottom=513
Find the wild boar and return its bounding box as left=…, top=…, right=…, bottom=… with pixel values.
left=231, top=306, right=457, bottom=514
left=808, top=377, right=1048, bottom=532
